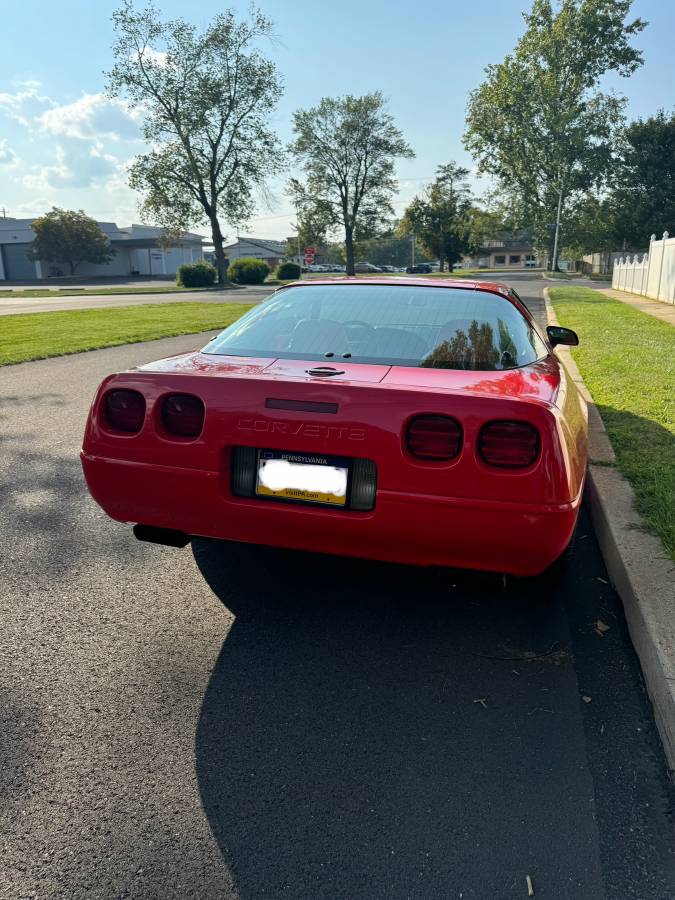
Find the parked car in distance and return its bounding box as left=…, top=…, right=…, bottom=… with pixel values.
left=81, top=277, right=587, bottom=579
left=406, top=263, right=432, bottom=274
left=354, top=262, right=382, bottom=273
left=378, top=265, right=396, bottom=273
left=524, top=259, right=537, bottom=268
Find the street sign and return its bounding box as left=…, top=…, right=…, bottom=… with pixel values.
left=303, top=247, right=316, bottom=266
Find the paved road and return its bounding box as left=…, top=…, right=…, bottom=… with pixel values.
left=0, top=286, right=274, bottom=315
left=0, top=273, right=592, bottom=316
left=1, top=275, right=673, bottom=899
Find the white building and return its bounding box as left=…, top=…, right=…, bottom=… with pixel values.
left=0, top=217, right=206, bottom=281
left=222, top=236, right=290, bottom=269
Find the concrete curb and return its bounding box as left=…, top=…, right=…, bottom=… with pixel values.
left=544, top=287, right=675, bottom=773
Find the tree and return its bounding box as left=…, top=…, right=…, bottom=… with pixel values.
left=287, top=178, right=331, bottom=261
left=107, top=1, right=284, bottom=283
left=289, top=92, right=414, bottom=275
left=461, top=206, right=507, bottom=257
left=30, top=208, right=115, bottom=275
left=463, top=0, right=646, bottom=270
left=610, top=110, right=675, bottom=248
left=400, top=163, right=473, bottom=271
left=351, top=233, right=411, bottom=268
left=558, top=193, right=617, bottom=258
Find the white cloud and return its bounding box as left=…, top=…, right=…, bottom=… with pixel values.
left=0, top=139, right=19, bottom=167
left=23, top=143, right=122, bottom=190
left=0, top=80, right=147, bottom=224
left=38, top=92, right=144, bottom=142
left=0, top=80, right=54, bottom=127
left=10, top=196, right=57, bottom=218
left=137, top=48, right=168, bottom=67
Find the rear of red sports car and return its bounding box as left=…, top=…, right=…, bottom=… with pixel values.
left=81, top=279, right=587, bottom=576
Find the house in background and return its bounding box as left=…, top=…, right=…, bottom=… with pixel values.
left=0, top=217, right=205, bottom=281
left=462, top=232, right=538, bottom=269
left=222, top=236, right=289, bottom=270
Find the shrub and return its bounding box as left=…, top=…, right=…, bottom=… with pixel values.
left=228, top=257, right=271, bottom=285
left=275, top=261, right=301, bottom=280
left=177, top=260, right=217, bottom=287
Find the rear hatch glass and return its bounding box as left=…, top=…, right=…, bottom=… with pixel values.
left=202, top=283, right=548, bottom=371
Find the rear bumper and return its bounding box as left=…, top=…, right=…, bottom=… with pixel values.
left=81, top=452, right=582, bottom=577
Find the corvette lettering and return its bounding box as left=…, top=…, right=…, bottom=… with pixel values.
left=236, top=418, right=366, bottom=440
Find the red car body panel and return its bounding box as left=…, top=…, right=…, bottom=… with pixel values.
left=81, top=279, right=588, bottom=576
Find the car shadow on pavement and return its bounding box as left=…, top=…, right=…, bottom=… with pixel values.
left=193, top=540, right=607, bottom=899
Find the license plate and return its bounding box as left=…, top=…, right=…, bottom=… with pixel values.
left=255, top=449, right=350, bottom=507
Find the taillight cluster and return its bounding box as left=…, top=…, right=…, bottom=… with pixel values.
left=405, top=415, right=540, bottom=469
left=478, top=420, right=539, bottom=469
left=104, top=390, right=146, bottom=433
left=103, top=390, right=204, bottom=438
left=161, top=393, right=205, bottom=437
left=406, top=415, right=462, bottom=461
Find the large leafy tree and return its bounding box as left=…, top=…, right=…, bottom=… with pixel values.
left=352, top=233, right=412, bottom=268
left=610, top=110, right=675, bottom=248
left=30, top=208, right=115, bottom=275
left=400, top=163, right=473, bottom=271
left=287, top=178, right=331, bottom=261
left=289, top=92, right=414, bottom=275
left=107, top=1, right=284, bottom=283
left=557, top=195, right=615, bottom=258
left=463, top=0, right=646, bottom=270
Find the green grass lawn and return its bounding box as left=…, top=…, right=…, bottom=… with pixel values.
left=0, top=302, right=252, bottom=366
left=0, top=284, right=239, bottom=299
left=549, top=286, right=674, bottom=558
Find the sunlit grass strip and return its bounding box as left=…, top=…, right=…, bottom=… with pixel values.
left=549, top=286, right=674, bottom=558
left=0, top=302, right=252, bottom=366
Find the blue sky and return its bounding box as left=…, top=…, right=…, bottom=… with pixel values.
left=0, top=0, right=672, bottom=240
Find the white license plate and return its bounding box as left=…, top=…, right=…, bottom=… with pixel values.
left=255, top=450, right=349, bottom=507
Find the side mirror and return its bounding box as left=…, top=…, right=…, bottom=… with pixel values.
left=546, top=325, right=579, bottom=348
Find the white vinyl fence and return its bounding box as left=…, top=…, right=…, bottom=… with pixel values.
left=612, top=231, right=675, bottom=304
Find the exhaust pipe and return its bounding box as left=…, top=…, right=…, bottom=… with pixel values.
left=133, top=524, right=191, bottom=548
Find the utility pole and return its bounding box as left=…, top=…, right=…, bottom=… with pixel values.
left=294, top=196, right=302, bottom=279
left=551, top=186, right=563, bottom=272
left=411, top=234, right=416, bottom=267
left=1, top=207, right=7, bottom=219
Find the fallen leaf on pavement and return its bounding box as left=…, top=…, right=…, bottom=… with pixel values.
left=526, top=874, right=535, bottom=896
left=582, top=695, right=593, bottom=704
left=595, top=619, right=611, bottom=636
left=473, top=698, right=488, bottom=709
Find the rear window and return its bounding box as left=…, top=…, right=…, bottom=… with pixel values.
left=202, top=284, right=548, bottom=370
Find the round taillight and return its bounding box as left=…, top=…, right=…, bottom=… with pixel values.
left=161, top=393, right=205, bottom=438
left=478, top=420, right=540, bottom=469
left=104, top=389, right=146, bottom=433
left=406, top=415, right=462, bottom=461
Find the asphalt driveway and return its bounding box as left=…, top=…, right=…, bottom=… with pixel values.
left=1, top=276, right=673, bottom=899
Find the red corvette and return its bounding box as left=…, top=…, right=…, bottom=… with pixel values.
left=81, top=278, right=587, bottom=577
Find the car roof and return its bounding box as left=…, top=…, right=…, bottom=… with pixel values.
left=278, top=275, right=511, bottom=296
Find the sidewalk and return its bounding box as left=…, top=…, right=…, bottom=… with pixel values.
left=596, top=288, right=675, bottom=326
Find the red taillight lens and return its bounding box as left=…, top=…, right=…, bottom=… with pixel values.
left=161, top=393, right=205, bottom=438
left=406, top=415, right=462, bottom=461
left=104, top=389, right=146, bottom=433
left=478, top=420, right=540, bottom=469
